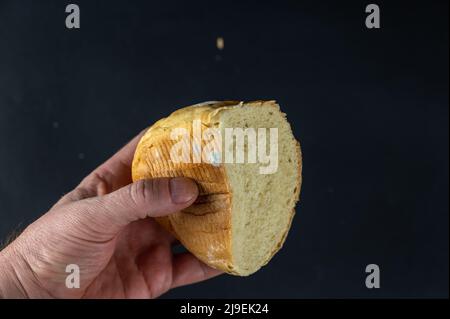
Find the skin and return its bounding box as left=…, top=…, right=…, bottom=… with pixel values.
left=0, top=130, right=222, bottom=299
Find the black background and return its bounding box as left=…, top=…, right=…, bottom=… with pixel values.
left=0, top=0, right=448, bottom=298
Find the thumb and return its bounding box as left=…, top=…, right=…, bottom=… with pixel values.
left=65, top=177, right=198, bottom=238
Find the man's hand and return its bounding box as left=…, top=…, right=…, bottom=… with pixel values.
left=0, top=131, right=222, bottom=299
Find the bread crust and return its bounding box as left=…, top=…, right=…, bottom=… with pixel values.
left=132, top=101, right=302, bottom=275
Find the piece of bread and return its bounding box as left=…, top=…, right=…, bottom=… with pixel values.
left=132, top=101, right=302, bottom=276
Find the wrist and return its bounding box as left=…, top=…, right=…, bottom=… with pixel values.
left=0, top=246, right=28, bottom=299
left=0, top=238, right=56, bottom=299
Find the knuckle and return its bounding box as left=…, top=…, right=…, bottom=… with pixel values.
left=68, top=187, right=95, bottom=202
left=127, top=179, right=168, bottom=218
left=129, top=179, right=155, bottom=207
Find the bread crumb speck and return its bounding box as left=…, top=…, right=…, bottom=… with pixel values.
left=216, top=37, right=224, bottom=50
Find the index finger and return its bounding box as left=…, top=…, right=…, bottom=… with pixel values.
left=171, top=252, right=224, bottom=289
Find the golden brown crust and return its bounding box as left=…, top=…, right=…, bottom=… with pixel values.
left=132, top=101, right=239, bottom=272
left=132, top=101, right=302, bottom=275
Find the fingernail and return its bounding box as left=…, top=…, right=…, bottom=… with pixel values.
left=169, top=177, right=198, bottom=204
